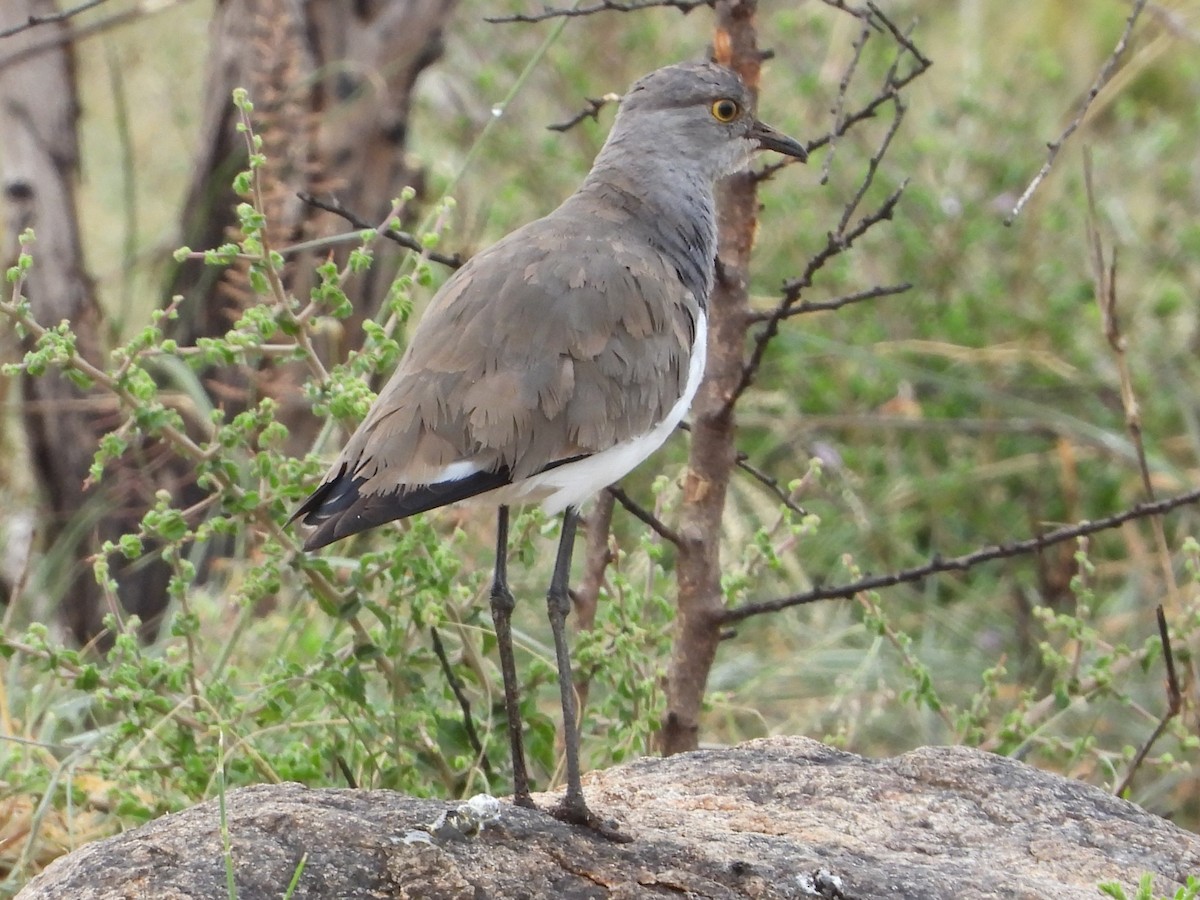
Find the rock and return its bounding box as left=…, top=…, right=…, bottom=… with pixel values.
left=17, top=736, right=1200, bottom=899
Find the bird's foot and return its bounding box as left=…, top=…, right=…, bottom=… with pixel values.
left=549, top=794, right=633, bottom=843
left=511, top=791, right=538, bottom=811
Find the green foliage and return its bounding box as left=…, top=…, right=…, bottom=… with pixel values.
left=1100, top=873, right=1200, bottom=900
left=0, top=109, right=622, bottom=890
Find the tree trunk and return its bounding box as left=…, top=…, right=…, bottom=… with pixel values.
left=0, top=0, right=175, bottom=644
left=0, top=0, right=456, bottom=645
left=662, top=0, right=765, bottom=756
left=167, top=0, right=458, bottom=448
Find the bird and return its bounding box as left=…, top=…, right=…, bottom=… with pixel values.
left=292, top=60, right=806, bottom=837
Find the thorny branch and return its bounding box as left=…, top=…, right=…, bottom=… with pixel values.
left=731, top=6, right=927, bottom=414
left=818, top=9, right=872, bottom=184
left=297, top=192, right=465, bottom=270
left=757, top=1, right=930, bottom=184
left=722, top=486, right=1200, bottom=624
left=1005, top=0, right=1148, bottom=224
left=485, top=0, right=710, bottom=24
left=727, top=175, right=907, bottom=415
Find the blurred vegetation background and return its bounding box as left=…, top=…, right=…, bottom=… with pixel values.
left=2, top=0, right=1199, bottom=891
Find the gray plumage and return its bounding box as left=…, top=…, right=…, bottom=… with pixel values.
left=295, top=62, right=806, bottom=550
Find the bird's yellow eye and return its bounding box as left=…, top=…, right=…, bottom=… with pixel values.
left=711, top=98, right=740, bottom=122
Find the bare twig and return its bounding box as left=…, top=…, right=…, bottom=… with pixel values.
left=734, top=64, right=915, bottom=413
left=746, top=282, right=911, bottom=323
left=1113, top=606, right=1183, bottom=797
left=334, top=754, right=358, bottom=788
left=547, top=94, right=617, bottom=133
left=1005, top=0, right=1148, bottom=224
left=607, top=486, right=682, bottom=546
left=816, top=0, right=875, bottom=20
left=0, top=0, right=108, bottom=39
left=727, top=177, right=906, bottom=414
left=485, top=0, right=710, bottom=24
left=836, top=93, right=906, bottom=236
left=733, top=453, right=808, bottom=519
left=428, top=626, right=496, bottom=783
left=755, top=5, right=929, bottom=185
left=737, top=6, right=928, bottom=448
left=722, top=486, right=1200, bottom=623
left=296, top=192, right=465, bottom=270
left=819, top=12, right=873, bottom=185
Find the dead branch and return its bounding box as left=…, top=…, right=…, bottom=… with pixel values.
left=485, top=0, right=711, bottom=24
left=1083, top=148, right=1185, bottom=656
left=732, top=11, right=925, bottom=411
left=819, top=10, right=872, bottom=185
left=1113, top=605, right=1183, bottom=797
left=1005, top=0, right=1148, bottom=224
left=727, top=175, right=906, bottom=414
left=428, top=626, right=496, bottom=784
left=835, top=92, right=905, bottom=235
left=547, top=95, right=617, bottom=133
left=721, top=485, right=1200, bottom=624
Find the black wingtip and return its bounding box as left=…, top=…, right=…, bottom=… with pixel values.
left=290, top=465, right=518, bottom=551
left=288, top=466, right=367, bottom=551
left=292, top=454, right=595, bottom=550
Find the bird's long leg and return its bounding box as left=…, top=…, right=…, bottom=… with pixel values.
left=489, top=505, right=535, bottom=809
left=546, top=508, right=630, bottom=841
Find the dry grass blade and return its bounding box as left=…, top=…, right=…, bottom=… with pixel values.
left=1082, top=148, right=1181, bottom=616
